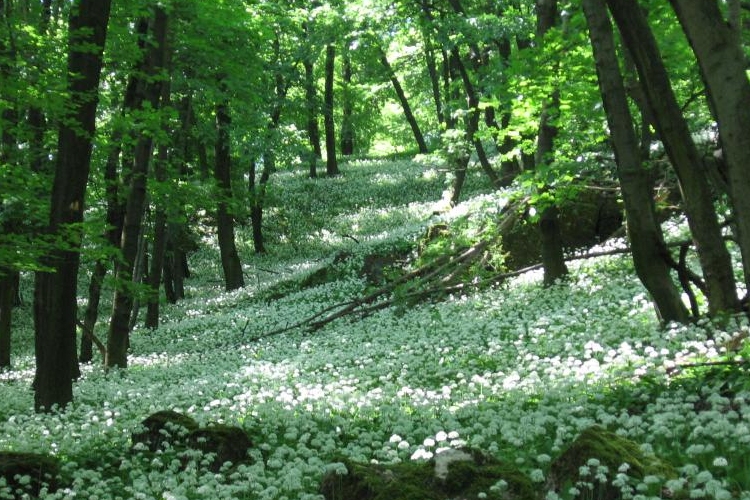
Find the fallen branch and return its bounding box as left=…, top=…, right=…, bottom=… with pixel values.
left=250, top=237, right=712, bottom=341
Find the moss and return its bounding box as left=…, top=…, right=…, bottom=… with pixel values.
left=320, top=451, right=534, bottom=500
left=131, top=410, right=199, bottom=452
left=548, top=426, right=675, bottom=500
left=443, top=453, right=535, bottom=500
left=186, top=424, right=253, bottom=472
left=0, top=451, right=60, bottom=496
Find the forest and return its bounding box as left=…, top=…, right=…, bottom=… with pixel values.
left=1, top=0, right=750, bottom=498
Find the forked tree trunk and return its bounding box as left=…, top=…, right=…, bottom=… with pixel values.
left=107, top=7, right=169, bottom=368
left=668, top=0, right=750, bottom=299
left=449, top=48, right=501, bottom=187
left=583, top=0, right=689, bottom=323
left=607, top=0, right=740, bottom=315
left=145, top=147, right=169, bottom=329
left=34, top=0, right=112, bottom=411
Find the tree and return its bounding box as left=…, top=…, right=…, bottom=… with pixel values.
left=34, top=0, right=112, bottom=410
left=214, top=87, right=245, bottom=291
left=323, top=43, right=339, bottom=176
left=107, top=6, right=170, bottom=368
left=534, top=0, right=568, bottom=286
left=668, top=0, right=750, bottom=299
left=376, top=44, right=429, bottom=154
left=582, top=0, right=689, bottom=323
left=607, top=0, right=740, bottom=316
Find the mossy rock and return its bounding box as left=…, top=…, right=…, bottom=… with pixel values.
left=131, top=410, right=199, bottom=452
left=186, top=424, right=253, bottom=472
left=547, top=426, right=675, bottom=500
left=0, top=451, right=60, bottom=496
left=320, top=449, right=534, bottom=500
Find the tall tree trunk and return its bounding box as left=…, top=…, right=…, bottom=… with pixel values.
left=535, top=0, right=568, bottom=286
left=80, top=128, right=127, bottom=362
left=214, top=96, right=245, bottom=291
left=421, top=28, right=444, bottom=127
left=304, top=57, right=321, bottom=178
left=303, top=17, right=321, bottom=178
left=377, top=46, right=429, bottom=154
left=107, top=7, right=169, bottom=368
left=449, top=47, right=501, bottom=187
left=324, top=44, right=339, bottom=176
left=607, top=0, right=740, bottom=316
left=0, top=270, right=13, bottom=368
left=583, top=0, right=689, bottom=323
left=668, top=0, right=750, bottom=301
left=145, top=143, right=169, bottom=329
left=340, top=44, right=354, bottom=156
left=34, top=0, right=112, bottom=411
left=446, top=52, right=471, bottom=206
left=250, top=157, right=273, bottom=254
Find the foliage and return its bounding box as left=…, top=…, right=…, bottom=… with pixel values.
left=3, top=156, right=750, bottom=499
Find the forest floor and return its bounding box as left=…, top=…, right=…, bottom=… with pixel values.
left=2, top=155, right=750, bottom=499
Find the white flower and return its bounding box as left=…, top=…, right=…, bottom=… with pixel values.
left=712, top=456, right=728, bottom=467
left=530, top=469, right=545, bottom=482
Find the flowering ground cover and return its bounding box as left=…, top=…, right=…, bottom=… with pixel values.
left=1, top=158, right=749, bottom=499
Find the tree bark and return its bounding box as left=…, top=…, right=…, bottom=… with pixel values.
left=668, top=0, right=750, bottom=300
left=214, top=96, right=245, bottom=291
left=449, top=47, right=501, bottom=187
left=421, top=27, right=444, bottom=127
left=607, top=0, right=740, bottom=315
left=583, top=0, right=689, bottom=323
left=303, top=18, right=321, bottom=178
left=323, top=44, right=339, bottom=176
left=534, top=0, right=568, bottom=286
left=0, top=270, right=13, bottom=368
left=340, top=44, right=354, bottom=156
left=145, top=142, right=169, bottom=329
left=34, top=0, right=112, bottom=411
left=107, top=7, right=169, bottom=368
left=304, top=57, right=321, bottom=178
left=377, top=46, right=429, bottom=154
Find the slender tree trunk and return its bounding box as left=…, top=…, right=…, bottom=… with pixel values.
left=145, top=144, right=169, bottom=329
left=377, top=46, right=429, bottom=154
left=80, top=128, right=127, bottom=362
left=34, top=0, right=111, bottom=411
left=304, top=57, right=321, bottom=178
left=668, top=0, right=750, bottom=300
left=340, top=45, right=354, bottom=156
left=214, top=96, right=245, bottom=291
left=449, top=47, right=501, bottom=187
left=583, top=0, right=689, bottom=323
left=324, top=44, right=339, bottom=176
left=421, top=28, right=444, bottom=127
left=0, top=270, right=12, bottom=368
left=607, top=0, right=740, bottom=315
left=535, top=0, right=568, bottom=286
left=107, top=7, right=169, bottom=368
